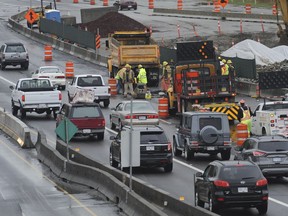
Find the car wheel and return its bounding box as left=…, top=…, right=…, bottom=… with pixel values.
left=110, top=117, right=116, bottom=130
left=257, top=203, right=268, bottom=215
left=262, top=128, right=267, bottom=136
left=97, top=132, right=104, bottom=141
left=103, top=99, right=110, bottom=108
left=134, top=6, right=137, bottom=10
left=1, top=63, right=5, bottom=70
left=109, top=148, right=119, bottom=168
left=119, top=6, right=122, bottom=10
left=195, top=191, right=205, bottom=208
left=12, top=105, right=18, bottom=116
left=118, top=120, right=123, bottom=130
left=164, top=163, right=173, bottom=173
left=173, top=137, right=182, bottom=156
left=184, top=144, right=193, bottom=161
left=221, top=150, right=231, bottom=160
left=61, top=85, right=66, bottom=90
left=53, top=111, right=57, bottom=119
left=208, top=194, right=218, bottom=213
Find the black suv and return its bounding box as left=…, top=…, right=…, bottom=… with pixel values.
left=173, top=112, right=231, bottom=160
left=195, top=160, right=268, bottom=214
left=56, top=102, right=105, bottom=140
left=235, top=135, right=288, bottom=177
left=109, top=125, right=173, bottom=172
left=0, top=43, right=29, bottom=70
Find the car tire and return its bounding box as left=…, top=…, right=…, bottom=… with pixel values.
left=1, top=63, right=5, bottom=70
left=257, top=203, right=268, bottom=215
left=164, top=163, right=173, bottom=173
left=195, top=191, right=205, bottom=208
left=208, top=194, right=218, bottom=213
left=109, top=149, right=119, bottom=168
left=61, top=85, right=66, bottom=90
left=173, top=137, right=182, bottom=156
left=12, top=105, right=18, bottom=116
left=20, top=109, right=26, bottom=119
left=103, top=99, right=110, bottom=108
left=221, top=150, right=231, bottom=160
left=97, top=132, right=104, bottom=141
left=134, top=6, right=137, bottom=10
left=110, top=117, right=116, bottom=130
left=184, top=144, right=193, bottom=161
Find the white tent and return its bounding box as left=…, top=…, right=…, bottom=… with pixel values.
left=221, top=39, right=286, bottom=65
left=272, top=45, right=288, bottom=60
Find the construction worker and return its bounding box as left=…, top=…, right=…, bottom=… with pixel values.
left=115, top=67, right=125, bottom=94
left=227, top=59, right=235, bottom=77
left=123, top=64, right=135, bottom=97
left=237, top=99, right=253, bottom=134
left=221, top=59, right=229, bottom=75
left=161, top=61, right=172, bottom=91
left=137, top=64, right=148, bottom=89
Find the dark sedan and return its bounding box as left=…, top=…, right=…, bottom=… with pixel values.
left=234, top=135, right=288, bottom=177
left=114, top=0, right=137, bottom=10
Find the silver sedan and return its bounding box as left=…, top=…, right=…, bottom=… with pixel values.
left=110, top=100, right=159, bottom=130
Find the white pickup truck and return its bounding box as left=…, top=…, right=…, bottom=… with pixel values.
left=67, top=74, right=110, bottom=107
left=251, top=101, right=288, bottom=136
left=10, top=78, right=62, bottom=118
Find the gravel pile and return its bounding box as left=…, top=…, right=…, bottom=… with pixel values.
left=256, top=60, right=288, bottom=72
left=76, top=12, right=148, bottom=37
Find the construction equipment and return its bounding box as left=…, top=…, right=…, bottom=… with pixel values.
left=166, top=41, right=239, bottom=121
left=106, top=31, right=160, bottom=87
left=276, top=0, right=288, bottom=44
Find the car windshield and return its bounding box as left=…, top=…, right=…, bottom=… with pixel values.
left=220, top=165, right=261, bottom=181
left=262, top=103, right=288, bottom=110
left=258, top=141, right=288, bottom=151
left=199, top=117, right=222, bottom=130
left=6, top=45, right=25, bottom=53
left=71, top=106, right=101, bottom=118
left=124, top=102, right=154, bottom=112
left=77, top=77, right=102, bottom=87
left=40, top=67, right=61, bottom=73
left=140, top=131, right=168, bottom=144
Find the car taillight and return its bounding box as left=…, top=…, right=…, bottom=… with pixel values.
left=55, top=76, right=65, bottom=79
left=214, top=180, right=230, bottom=187
left=101, top=119, right=105, bottom=126
left=21, top=95, right=25, bottom=102
left=224, top=139, right=231, bottom=145
left=167, top=142, right=172, bottom=152
left=59, top=92, right=62, bottom=101
left=270, top=120, right=275, bottom=123
left=125, top=115, right=137, bottom=119
left=191, top=141, right=198, bottom=146
left=262, top=196, right=269, bottom=200
left=256, top=178, right=267, bottom=187
left=253, top=151, right=266, bottom=157
left=39, top=76, right=49, bottom=78
left=148, top=114, right=158, bottom=119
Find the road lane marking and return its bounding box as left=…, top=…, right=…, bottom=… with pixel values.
left=0, top=75, right=16, bottom=85
left=0, top=138, right=99, bottom=216
left=159, top=119, right=172, bottom=124
left=269, top=197, right=288, bottom=208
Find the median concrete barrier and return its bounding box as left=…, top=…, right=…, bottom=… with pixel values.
left=0, top=108, right=33, bottom=148
left=56, top=140, right=217, bottom=216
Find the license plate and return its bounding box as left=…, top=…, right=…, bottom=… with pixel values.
left=146, top=146, right=154, bottom=151
left=83, top=129, right=91, bottom=134
left=273, top=157, right=281, bottom=162
left=238, top=187, right=248, bottom=193
left=138, top=116, right=147, bottom=120
left=128, top=5, right=132, bottom=8
left=38, top=104, right=47, bottom=108
left=207, top=147, right=215, bottom=151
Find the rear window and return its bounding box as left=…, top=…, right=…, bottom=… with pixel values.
left=6, top=45, right=25, bottom=53
left=125, top=102, right=154, bottom=112
left=140, top=131, right=168, bottom=144
left=20, top=79, right=51, bottom=88
left=40, top=67, right=61, bottom=73
left=71, top=106, right=102, bottom=118
left=77, top=77, right=102, bottom=87
left=199, top=117, right=222, bottom=130
left=220, top=165, right=261, bottom=181
left=258, top=141, right=288, bottom=152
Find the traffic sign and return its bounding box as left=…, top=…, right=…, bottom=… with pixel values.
left=25, top=9, right=39, bottom=24
left=55, top=118, right=78, bottom=142
left=219, top=0, right=229, bottom=8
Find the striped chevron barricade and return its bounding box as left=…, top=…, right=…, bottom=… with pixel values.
left=211, top=105, right=239, bottom=121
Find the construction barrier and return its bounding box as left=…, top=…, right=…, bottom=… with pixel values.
left=272, top=4, right=277, bottom=15
left=236, top=123, right=249, bottom=146
left=214, top=2, right=221, bottom=12
left=177, top=0, right=183, bottom=10
left=245, top=4, right=251, bottom=14
left=44, top=45, right=52, bottom=61
left=90, top=0, right=95, bottom=5
left=108, top=78, right=117, bottom=96
left=65, top=61, right=74, bottom=78
left=158, top=98, right=169, bottom=119
left=73, top=0, right=79, bottom=3
left=103, top=0, right=108, bottom=6
left=148, top=0, right=154, bottom=9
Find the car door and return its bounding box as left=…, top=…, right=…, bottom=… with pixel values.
left=67, top=77, right=77, bottom=97
left=198, top=165, right=216, bottom=203
left=112, top=103, right=124, bottom=126
left=251, top=105, right=260, bottom=135
left=178, top=115, right=191, bottom=148
left=0, top=45, right=4, bottom=61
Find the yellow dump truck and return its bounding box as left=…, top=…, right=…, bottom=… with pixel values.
left=106, top=31, right=160, bottom=87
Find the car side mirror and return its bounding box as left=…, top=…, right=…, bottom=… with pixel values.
left=9, top=85, right=14, bottom=90
left=110, top=136, right=115, bottom=140
left=195, top=172, right=203, bottom=178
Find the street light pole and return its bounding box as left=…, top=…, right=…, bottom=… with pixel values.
left=129, top=94, right=133, bottom=191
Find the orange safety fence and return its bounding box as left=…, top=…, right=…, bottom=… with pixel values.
left=108, top=78, right=117, bottom=96
left=65, top=61, right=74, bottom=78
left=44, top=45, right=52, bottom=61
left=158, top=98, right=169, bottom=119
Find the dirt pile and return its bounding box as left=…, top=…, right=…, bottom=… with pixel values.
left=76, top=12, right=148, bottom=37
left=256, top=60, right=288, bottom=72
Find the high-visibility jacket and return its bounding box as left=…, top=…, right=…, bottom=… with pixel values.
left=221, top=64, right=229, bottom=75
left=240, top=108, right=252, bottom=133
left=115, top=68, right=125, bottom=80
left=137, top=68, right=147, bottom=84
left=123, top=69, right=134, bottom=83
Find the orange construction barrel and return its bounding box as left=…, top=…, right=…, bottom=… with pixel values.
left=44, top=45, right=52, bottom=61
left=245, top=4, right=251, bottom=14
left=103, top=0, right=108, bottom=6
left=177, top=0, right=183, bottom=10
left=108, top=78, right=117, bottom=96
left=90, top=0, right=95, bottom=5
left=158, top=98, right=169, bottom=119
left=148, top=0, right=154, bottom=9
left=236, top=123, right=249, bottom=146
left=65, top=61, right=74, bottom=78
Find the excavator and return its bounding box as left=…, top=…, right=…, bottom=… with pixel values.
left=276, top=0, right=288, bottom=44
